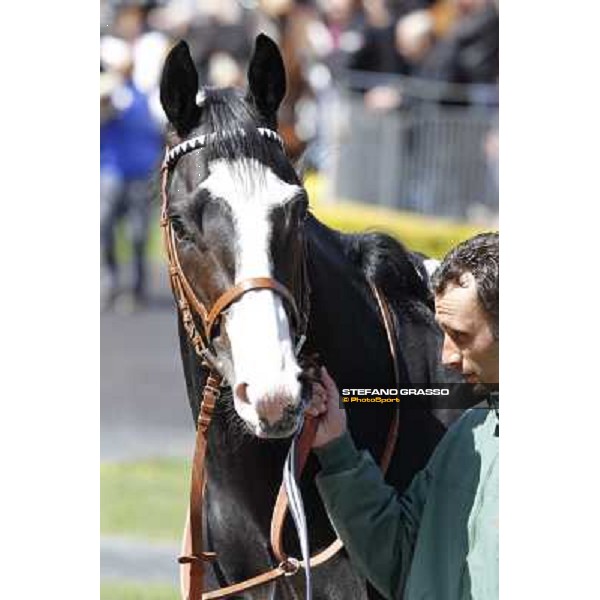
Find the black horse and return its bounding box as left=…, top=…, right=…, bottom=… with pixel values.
left=160, top=34, right=463, bottom=600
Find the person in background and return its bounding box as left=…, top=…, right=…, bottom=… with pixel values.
left=357, top=7, right=436, bottom=111
left=307, top=231, right=499, bottom=599
left=417, top=0, right=499, bottom=92
left=100, top=35, right=163, bottom=310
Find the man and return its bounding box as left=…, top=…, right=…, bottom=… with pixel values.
left=307, top=232, right=499, bottom=599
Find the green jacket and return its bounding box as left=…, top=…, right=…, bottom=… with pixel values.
left=315, top=406, right=499, bottom=600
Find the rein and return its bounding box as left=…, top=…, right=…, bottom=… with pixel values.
left=160, top=128, right=400, bottom=600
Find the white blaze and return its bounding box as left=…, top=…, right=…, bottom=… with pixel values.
left=201, top=159, right=303, bottom=430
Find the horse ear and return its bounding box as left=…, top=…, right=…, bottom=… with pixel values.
left=160, top=41, right=201, bottom=135
left=247, top=34, right=286, bottom=121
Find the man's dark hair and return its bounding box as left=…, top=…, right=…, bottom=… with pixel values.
left=431, top=232, right=499, bottom=339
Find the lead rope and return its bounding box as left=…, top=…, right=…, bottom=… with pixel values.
left=270, top=282, right=401, bottom=600
left=283, top=415, right=312, bottom=600
left=278, top=287, right=398, bottom=600
left=282, top=230, right=312, bottom=599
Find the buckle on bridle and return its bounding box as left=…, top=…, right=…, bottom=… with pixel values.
left=199, top=347, right=223, bottom=373
left=279, top=556, right=301, bottom=577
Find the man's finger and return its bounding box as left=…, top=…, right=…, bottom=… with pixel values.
left=305, top=396, right=327, bottom=414
left=305, top=404, right=325, bottom=417
left=320, top=367, right=340, bottom=401
left=312, top=381, right=326, bottom=396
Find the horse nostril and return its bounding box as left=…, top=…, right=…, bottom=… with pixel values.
left=235, top=383, right=250, bottom=404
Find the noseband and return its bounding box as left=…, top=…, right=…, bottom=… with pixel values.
left=160, top=128, right=308, bottom=374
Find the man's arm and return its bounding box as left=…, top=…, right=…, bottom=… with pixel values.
left=314, top=431, right=429, bottom=599
left=308, top=370, right=430, bottom=599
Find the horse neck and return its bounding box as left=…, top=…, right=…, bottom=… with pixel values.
left=304, top=217, right=399, bottom=388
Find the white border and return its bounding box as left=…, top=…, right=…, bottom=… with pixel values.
left=0, top=3, right=98, bottom=597
left=503, top=1, right=600, bottom=596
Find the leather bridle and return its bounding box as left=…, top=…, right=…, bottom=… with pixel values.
left=160, top=127, right=400, bottom=600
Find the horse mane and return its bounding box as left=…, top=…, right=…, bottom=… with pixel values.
left=341, top=231, right=434, bottom=309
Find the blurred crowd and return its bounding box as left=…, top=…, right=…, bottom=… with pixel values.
left=100, top=0, right=498, bottom=310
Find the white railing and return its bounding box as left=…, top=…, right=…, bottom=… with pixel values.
left=321, top=72, right=498, bottom=221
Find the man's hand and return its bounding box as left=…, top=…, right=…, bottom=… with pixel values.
left=305, top=367, right=347, bottom=448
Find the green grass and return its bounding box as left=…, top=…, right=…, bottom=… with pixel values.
left=101, top=581, right=179, bottom=600
left=101, top=458, right=190, bottom=541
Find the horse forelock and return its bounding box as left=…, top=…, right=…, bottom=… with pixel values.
left=192, top=88, right=299, bottom=185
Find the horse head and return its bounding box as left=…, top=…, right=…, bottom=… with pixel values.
left=159, top=35, right=310, bottom=439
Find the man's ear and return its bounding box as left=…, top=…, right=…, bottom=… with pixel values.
left=160, top=41, right=201, bottom=136
left=247, top=34, right=286, bottom=122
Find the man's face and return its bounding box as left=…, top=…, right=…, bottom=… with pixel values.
left=435, top=272, right=499, bottom=384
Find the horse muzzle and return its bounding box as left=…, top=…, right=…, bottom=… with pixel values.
left=235, top=381, right=303, bottom=438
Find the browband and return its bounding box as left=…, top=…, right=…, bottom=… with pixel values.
left=164, top=127, right=285, bottom=169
